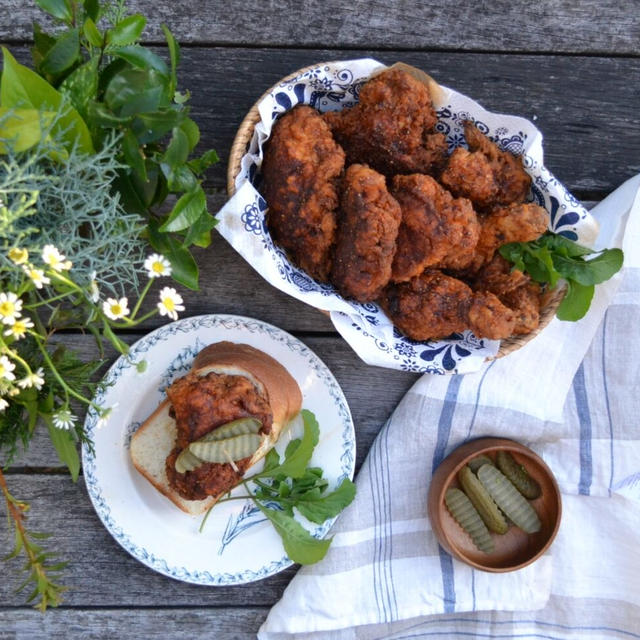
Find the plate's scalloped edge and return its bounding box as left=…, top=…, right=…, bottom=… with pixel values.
left=81, top=314, right=355, bottom=586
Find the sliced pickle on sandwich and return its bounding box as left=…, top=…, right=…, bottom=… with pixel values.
left=197, top=417, right=262, bottom=442
left=189, top=433, right=262, bottom=464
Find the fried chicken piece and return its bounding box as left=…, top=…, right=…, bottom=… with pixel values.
left=331, top=164, right=402, bottom=302
left=165, top=371, right=272, bottom=501
left=469, top=202, right=549, bottom=272
left=472, top=255, right=542, bottom=335
left=379, top=270, right=515, bottom=341
left=389, top=174, right=479, bottom=282
left=441, top=122, right=531, bottom=208
left=324, top=68, right=448, bottom=177
left=262, top=105, right=345, bottom=281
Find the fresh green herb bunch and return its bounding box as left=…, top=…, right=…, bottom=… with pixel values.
left=499, top=231, right=624, bottom=321
left=4, top=0, right=219, bottom=290
left=202, top=410, right=356, bottom=565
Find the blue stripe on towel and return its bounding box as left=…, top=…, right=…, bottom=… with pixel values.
left=433, top=375, right=463, bottom=613
left=383, top=422, right=399, bottom=619
left=602, top=310, right=615, bottom=495
left=572, top=363, right=593, bottom=495
left=368, top=435, right=386, bottom=622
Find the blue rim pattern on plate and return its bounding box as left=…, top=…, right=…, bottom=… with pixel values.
left=82, top=314, right=355, bottom=585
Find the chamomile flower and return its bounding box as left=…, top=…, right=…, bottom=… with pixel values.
left=17, top=368, right=45, bottom=390
left=0, top=398, right=8, bottom=412
left=0, top=292, right=22, bottom=325
left=144, top=254, right=172, bottom=278
left=23, top=265, right=50, bottom=289
left=157, top=287, right=184, bottom=321
left=42, top=244, right=72, bottom=272
left=8, top=247, right=28, bottom=265
left=102, top=297, right=130, bottom=320
left=95, top=405, right=116, bottom=429
left=4, top=316, right=34, bottom=340
left=0, top=355, right=16, bottom=381
left=52, top=408, right=77, bottom=430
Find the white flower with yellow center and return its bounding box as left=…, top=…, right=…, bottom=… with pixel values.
left=0, top=292, right=22, bottom=325
left=4, top=316, right=34, bottom=340
left=8, top=247, right=28, bottom=265
left=102, top=297, right=130, bottom=320
left=17, top=368, right=45, bottom=390
left=144, top=254, right=172, bottom=279
left=23, top=265, right=51, bottom=289
left=0, top=398, right=8, bottom=412
left=42, top=244, right=72, bottom=272
left=157, top=287, right=184, bottom=321
left=0, top=355, right=16, bottom=381
left=52, top=408, right=77, bottom=430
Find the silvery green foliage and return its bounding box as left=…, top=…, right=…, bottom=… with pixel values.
left=0, top=124, right=147, bottom=296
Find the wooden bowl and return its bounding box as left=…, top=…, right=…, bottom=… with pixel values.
left=226, top=61, right=565, bottom=361
left=427, top=437, right=561, bottom=571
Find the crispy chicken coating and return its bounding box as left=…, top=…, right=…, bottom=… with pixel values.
left=390, top=174, right=480, bottom=282
left=379, top=270, right=515, bottom=341
left=441, top=122, right=531, bottom=208
left=165, top=371, right=272, bottom=501
left=469, top=202, right=549, bottom=272
left=323, top=68, right=448, bottom=177
left=472, top=255, right=542, bottom=335
left=262, top=105, right=345, bottom=281
left=331, top=164, right=402, bottom=302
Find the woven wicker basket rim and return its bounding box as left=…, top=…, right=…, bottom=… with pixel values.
left=226, top=61, right=565, bottom=362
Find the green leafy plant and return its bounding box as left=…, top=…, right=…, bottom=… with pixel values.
left=499, top=232, right=624, bottom=321
left=201, top=410, right=356, bottom=565
left=1, top=0, right=218, bottom=290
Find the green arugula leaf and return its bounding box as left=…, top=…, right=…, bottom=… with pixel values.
left=106, top=14, right=146, bottom=47
left=35, top=0, right=73, bottom=22
left=556, top=280, right=595, bottom=321
left=45, top=418, right=80, bottom=482
left=256, top=410, right=320, bottom=479
left=552, top=248, right=623, bottom=286
left=543, top=233, right=595, bottom=257
left=256, top=503, right=332, bottom=565
left=262, top=448, right=281, bottom=474
left=1, top=48, right=93, bottom=153
left=295, top=478, right=356, bottom=524
left=40, top=28, right=80, bottom=76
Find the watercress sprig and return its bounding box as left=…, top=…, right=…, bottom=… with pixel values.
left=499, top=231, right=623, bottom=321
left=201, top=410, right=356, bottom=565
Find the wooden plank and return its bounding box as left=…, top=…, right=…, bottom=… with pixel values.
left=5, top=334, right=418, bottom=469
left=0, top=607, right=268, bottom=639
left=6, top=46, right=638, bottom=198
left=2, top=0, right=639, bottom=54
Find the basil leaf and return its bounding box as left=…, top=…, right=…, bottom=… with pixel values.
left=35, top=0, right=72, bottom=22
left=0, top=47, right=93, bottom=154
left=45, top=418, right=80, bottom=482
left=556, top=280, right=594, bottom=321
left=159, top=186, right=206, bottom=232
left=40, top=28, right=80, bottom=76
left=295, top=478, right=356, bottom=524
left=107, top=14, right=146, bottom=47
left=552, top=248, right=623, bottom=286
left=256, top=410, right=319, bottom=479
left=256, top=504, right=332, bottom=565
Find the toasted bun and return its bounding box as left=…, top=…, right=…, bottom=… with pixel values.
left=130, top=341, right=302, bottom=515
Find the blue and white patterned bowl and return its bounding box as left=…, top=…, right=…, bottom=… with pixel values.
left=218, top=59, right=599, bottom=375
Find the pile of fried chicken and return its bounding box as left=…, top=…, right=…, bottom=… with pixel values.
left=261, top=68, right=549, bottom=341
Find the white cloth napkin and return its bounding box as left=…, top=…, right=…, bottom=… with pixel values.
left=258, top=175, right=640, bottom=639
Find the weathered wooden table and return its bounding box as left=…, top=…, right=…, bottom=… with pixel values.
left=1, top=1, right=639, bottom=637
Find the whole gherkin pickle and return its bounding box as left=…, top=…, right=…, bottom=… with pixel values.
left=496, top=450, right=542, bottom=499
left=458, top=465, right=508, bottom=534
left=445, top=488, right=494, bottom=553
left=467, top=454, right=495, bottom=474
left=477, top=464, right=541, bottom=534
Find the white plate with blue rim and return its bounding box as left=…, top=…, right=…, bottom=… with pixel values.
left=81, top=314, right=355, bottom=585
